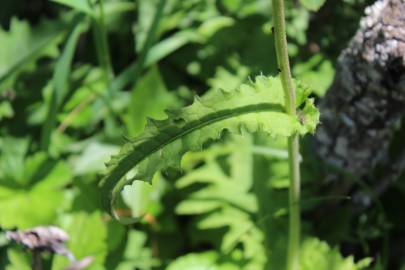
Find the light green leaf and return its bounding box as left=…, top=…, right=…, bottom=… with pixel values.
left=122, top=180, right=153, bottom=219
left=115, top=230, right=160, bottom=270
left=198, top=16, right=235, bottom=38
left=0, top=155, right=72, bottom=228
left=0, top=101, right=13, bottom=120
left=300, top=238, right=372, bottom=270
left=52, top=212, right=107, bottom=270
left=293, top=54, right=334, bottom=96
left=127, top=67, right=178, bottom=136
left=0, top=187, right=64, bottom=228
left=145, top=30, right=203, bottom=67
left=176, top=200, right=223, bottom=215
left=299, top=0, right=326, bottom=11
left=166, top=251, right=239, bottom=270
left=174, top=137, right=266, bottom=269
left=70, top=142, right=119, bottom=176
left=100, top=75, right=319, bottom=223
left=5, top=248, right=31, bottom=270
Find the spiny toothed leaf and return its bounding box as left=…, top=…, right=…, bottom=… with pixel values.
left=99, top=75, right=319, bottom=223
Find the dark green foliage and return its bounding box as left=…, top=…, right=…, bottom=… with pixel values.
left=0, top=0, right=403, bottom=269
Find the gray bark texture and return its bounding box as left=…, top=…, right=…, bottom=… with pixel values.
left=315, top=0, right=405, bottom=177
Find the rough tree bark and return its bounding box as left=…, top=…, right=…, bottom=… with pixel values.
left=315, top=0, right=405, bottom=180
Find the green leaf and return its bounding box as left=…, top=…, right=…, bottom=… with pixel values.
left=52, top=212, right=107, bottom=270
left=293, top=54, right=334, bottom=96
left=5, top=248, right=31, bottom=270
left=0, top=18, right=65, bottom=93
left=115, top=230, right=160, bottom=270
left=126, top=67, right=179, bottom=136
left=51, top=0, right=94, bottom=16
left=0, top=101, right=13, bottom=120
left=0, top=137, right=29, bottom=185
left=300, top=238, right=372, bottom=270
left=299, top=0, right=326, bottom=11
left=166, top=251, right=239, bottom=270
left=40, top=16, right=87, bottom=151
left=0, top=154, right=72, bottom=228
left=175, top=136, right=266, bottom=268
left=122, top=173, right=166, bottom=220
left=99, top=75, right=319, bottom=224
left=145, top=30, right=203, bottom=67
left=70, top=142, right=119, bottom=176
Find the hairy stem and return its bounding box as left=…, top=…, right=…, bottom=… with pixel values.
left=271, top=0, right=301, bottom=269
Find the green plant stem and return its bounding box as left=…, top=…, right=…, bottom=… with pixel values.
left=91, top=0, right=119, bottom=136
left=271, top=0, right=301, bottom=270
left=94, top=0, right=114, bottom=81
left=287, top=135, right=300, bottom=270
left=31, top=250, right=42, bottom=270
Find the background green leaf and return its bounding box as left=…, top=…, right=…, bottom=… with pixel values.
left=299, top=0, right=326, bottom=11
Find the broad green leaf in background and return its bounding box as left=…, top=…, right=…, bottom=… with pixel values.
left=70, top=142, right=119, bottom=176
left=115, top=230, right=160, bottom=270
left=99, top=75, right=319, bottom=223
left=52, top=212, right=108, bottom=270
left=0, top=18, right=65, bottom=93
left=0, top=101, right=13, bottom=120
left=207, top=57, right=250, bottom=93
left=299, top=0, right=327, bottom=11
left=127, top=67, right=178, bottom=136
left=0, top=137, right=29, bottom=185
left=5, top=248, right=31, bottom=270
left=0, top=154, right=72, bottom=228
left=293, top=54, right=334, bottom=97
left=122, top=173, right=166, bottom=220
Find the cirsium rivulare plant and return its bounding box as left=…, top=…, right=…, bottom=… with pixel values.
left=99, top=1, right=319, bottom=269
left=272, top=0, right=301, bottom=269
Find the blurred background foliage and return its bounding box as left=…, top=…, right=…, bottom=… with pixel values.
left=1, top=0, right=404, bottom=269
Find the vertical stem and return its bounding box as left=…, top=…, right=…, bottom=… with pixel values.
left=91, top=0, right=119, bottom=136
left=94, top=0, right=114, bottom=81
left=287, top=135, right=300, bottom=270
left=31, top=251, right=42, bottom=270
left=271, top=0, right=301, bottom=270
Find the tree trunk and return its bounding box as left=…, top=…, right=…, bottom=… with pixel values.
left=315, top=0, right=405, bottom=178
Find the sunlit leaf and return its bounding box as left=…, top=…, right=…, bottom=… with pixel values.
left=99, top=75, right=319, bottom=223
left=299, top=0, right=326, bottom=11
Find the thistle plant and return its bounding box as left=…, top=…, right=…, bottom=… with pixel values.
left=271, top=0, right=301, bottom=269
left=99, top=1, right=319, bottom=269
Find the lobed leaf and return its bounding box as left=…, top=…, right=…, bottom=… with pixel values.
left=99, top=75, right=319, bottom=223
